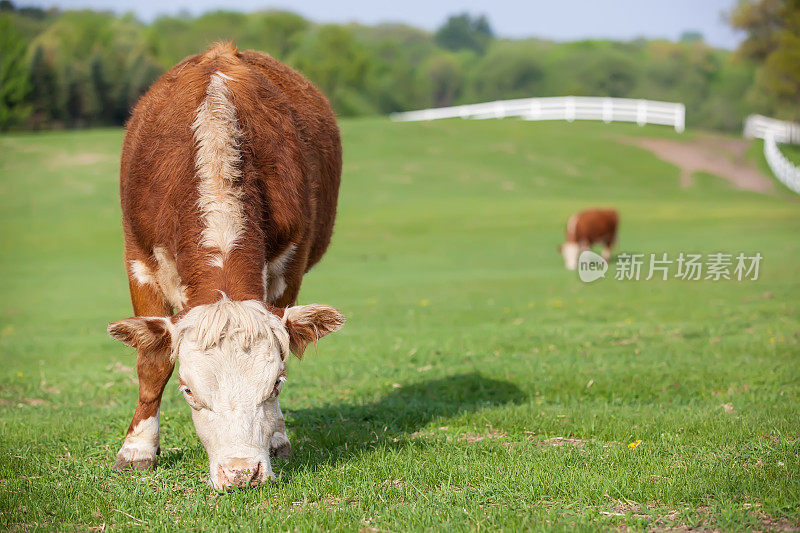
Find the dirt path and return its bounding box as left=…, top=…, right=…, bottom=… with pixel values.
left=624, top=136, right=774, bottom=193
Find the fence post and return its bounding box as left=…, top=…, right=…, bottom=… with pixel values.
left=529, top=99, right=540, bottom=120
left=636, top=100, right=647, bottom=127
left=566, top=96, right=575, bottom=122
left=792, top=121, right=800, bottom=144
left=602, top=98, right=612, bottom=123
left=675, top=104, right=685, bottom=133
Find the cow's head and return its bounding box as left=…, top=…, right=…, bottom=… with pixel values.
left=108, top=297, right=344, bottom=489
left=558, top=241, right=581, bottom=270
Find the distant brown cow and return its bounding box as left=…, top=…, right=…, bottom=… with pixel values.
left=107, top=42, right=345, bottom=489
left=558, top=209, right=619, bottom=270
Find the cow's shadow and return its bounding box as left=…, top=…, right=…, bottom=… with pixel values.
left=275, top=372, right=526, bottom=479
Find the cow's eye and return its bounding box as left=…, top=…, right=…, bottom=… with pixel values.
left=272, top=376, right=285, bottom=397
left=179, top=385, right=203, bottom=410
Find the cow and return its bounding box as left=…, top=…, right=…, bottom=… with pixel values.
left=558, top=208, right=619, bottom=270
left=106, top=42, right=345, bottom=490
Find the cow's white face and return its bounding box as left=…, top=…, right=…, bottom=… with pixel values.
left=108, top=297, right=344, bottom=490
left=560, top=241, right=581, bottom=270
left=174, top=300, right=289, bottom=489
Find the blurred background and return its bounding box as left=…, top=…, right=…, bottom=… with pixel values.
left=0, top=0, right=797, bottom=132
left=1, top=2, right=800, bottom=528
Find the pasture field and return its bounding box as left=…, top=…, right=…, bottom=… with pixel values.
left=0, top=119, right=799, bottom=531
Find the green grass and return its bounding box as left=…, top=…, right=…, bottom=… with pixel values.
left=1, top=119, right=799, bottom=531
left=779, top=143, right=800, bottom=166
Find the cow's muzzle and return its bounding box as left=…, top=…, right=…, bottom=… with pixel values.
left=216, top=459, right=266, bottom=489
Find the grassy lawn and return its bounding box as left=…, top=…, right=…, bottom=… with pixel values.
left=1, top=119, right=799, bottom=531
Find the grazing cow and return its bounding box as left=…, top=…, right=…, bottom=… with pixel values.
left=107, top=42, right=345, bottom=490
left=558, top=208, right=619, bottom=270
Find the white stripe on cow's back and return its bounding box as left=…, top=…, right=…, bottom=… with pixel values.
left=191, top=71, right=245, bottom=268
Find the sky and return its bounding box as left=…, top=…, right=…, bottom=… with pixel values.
left=20, top=0, right=744, bottom=50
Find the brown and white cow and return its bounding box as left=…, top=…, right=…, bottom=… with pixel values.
left=107, top=42, right=345, bottom=490
left=558, top=208, right=619, bottom=270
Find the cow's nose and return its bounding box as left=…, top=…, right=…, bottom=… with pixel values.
left=218, top=459, right=263, bottom=489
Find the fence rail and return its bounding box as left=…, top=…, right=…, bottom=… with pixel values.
left=744, top=114, right=800, bottom=144
left=743, top=114, right=800, bottom=194
left=390, top=96, right=686, bottom=132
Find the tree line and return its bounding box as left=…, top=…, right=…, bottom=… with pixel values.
left=0, top=1, right=797, bottom=132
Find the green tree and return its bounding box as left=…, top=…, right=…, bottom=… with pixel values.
left=467, top=40, right=547, bottom=101
left=680, top=31, right=704, bottom=43
left=29, top=10, right=155, bottom=127
left=59, top=62, right=83, bottom=125
left=289, top=25, right=377, bottom=115
left=435, top=13, right=493, bottom=54
left=358, top=23, right=437, bottom=112
left=729, top=0, right=800, bottom=120
left=0, top=5, right=769, bottom=130
left=0, top=15, right=31, bottom=129
left=86, top=52, right=108, bottom=123
left=27, top=45, right=58, bottom=125
left=249, top=11, right=309, bottom=58
left=574, top=47, right=638, bottom=97
left=122, top=52, right=162, bottom=112
left=420, top=51, right=467, bottom=107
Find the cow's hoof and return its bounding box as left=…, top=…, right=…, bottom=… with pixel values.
left=113, top=456, right=157, bottom=471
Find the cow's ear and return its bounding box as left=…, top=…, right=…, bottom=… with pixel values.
left=108, top=317, right=174, bottom=355
left=282, top=304, right=345, bottom=359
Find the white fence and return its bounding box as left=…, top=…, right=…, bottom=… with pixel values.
left=390, top=96, right=686, bottom=132
left=763, top=132, right=800, bottom=193
left=744, top=114, right=800, bottom=144
left=743, top=114, right=800, bottom=194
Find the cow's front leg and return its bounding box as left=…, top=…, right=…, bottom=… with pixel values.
left=113, top=349, right=174, bottom=470
left=114, top=276, right=173, bottom=471
left=268, top=270, right=297, bottom=461
left=269, top=400, right=291, bottom=460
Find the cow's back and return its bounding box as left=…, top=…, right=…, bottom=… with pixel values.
left=237, top=50, right=341, bottom=268
left=568, top=209, right=618, bottom=244
left=120, top=43, right=341, bottom=273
